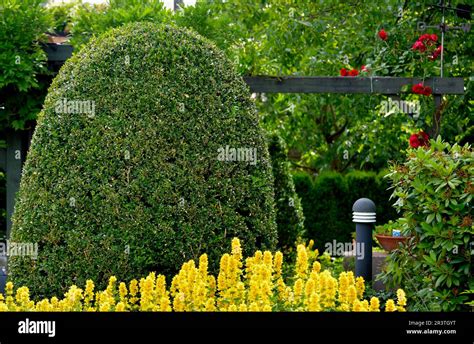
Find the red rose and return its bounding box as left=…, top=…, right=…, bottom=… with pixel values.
left=412, top=83, right=424, bottom=94
left=409, top=134, right=420, bottom=148
left=409, top=131, right=430, bottom=148
left=430, top=45, right=443, bottom=60
left=361, top=65, right=369, bottom=72
left=340, top=68, right=348, bottom=76
left=348, top=69, right=359, bottom=76
left=419, top=131, right=429, bottom=142
left=378, top=29, right=388, bottom=41
left=412, top=41, right=426, bottom=52
left=422, top=86, right=432, bottom=96
left=430, top=34, right=438, bottom=42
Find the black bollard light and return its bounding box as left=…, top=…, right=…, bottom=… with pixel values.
left=352, top=198, right=376, bottom=282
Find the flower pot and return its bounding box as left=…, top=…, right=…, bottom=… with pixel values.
left=375, top=234, right=408, bottom=252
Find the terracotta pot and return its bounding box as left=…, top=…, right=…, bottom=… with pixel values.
left=375, top=234, right=408, bottom=252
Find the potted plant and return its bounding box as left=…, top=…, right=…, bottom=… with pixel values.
left=374, top=219, right=409, bottom=252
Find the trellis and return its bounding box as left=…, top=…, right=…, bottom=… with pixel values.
left=0, top=44, right=465, bottom=237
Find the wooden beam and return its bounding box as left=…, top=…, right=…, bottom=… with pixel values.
left=43, top=43, right=74, bottom=62
left=0, top=148, right=5, bottom=171
left=40, top=45, right=465, bottom=95
left=243, top=76, right=465, bottom=94
left=6, top=131, right=22, bottom=238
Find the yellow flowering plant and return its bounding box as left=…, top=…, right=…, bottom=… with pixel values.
left=0, top=238, right=407, bottom=312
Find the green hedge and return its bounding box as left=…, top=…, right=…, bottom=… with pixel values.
left=293, top=170, right=397, bottom=249
left=267, top=134, right=305, bottom=250
left=9, top=23, right=277, bottom=297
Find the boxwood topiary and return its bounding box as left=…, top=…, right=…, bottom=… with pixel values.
left=9, top=23, right=277, bottom=297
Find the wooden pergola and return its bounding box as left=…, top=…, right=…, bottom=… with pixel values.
left=0, top=44, right=465, bottom=237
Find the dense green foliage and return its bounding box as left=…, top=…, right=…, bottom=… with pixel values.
left=174, top=0, right=472, bottom=172
left=267, top=133, right=305, bottom=250
left=0, top=0, right=52, bottom=131
left=293, top=170, right=397, bottom=250
left=70, top=0, right=172, bottom=49
left=380, top=138, right=473, bottom=311
left=9, top=23, right=277, bottom=297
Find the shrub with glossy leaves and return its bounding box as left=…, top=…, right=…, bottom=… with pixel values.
left=381, top=137, right=473, bottom=311
left=9, top=23, right=277, bottom=297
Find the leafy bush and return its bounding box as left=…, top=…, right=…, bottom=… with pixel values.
left=1, top=238, right=407, bottom=312
left=9, top=23, right=277, bottom=298
left=267, top=134, right=305, bottom=250
left=380, top=138, right=473, bottom=311
left=70, top=0, right=172, bottom=49
left=0, top=0, right=51, bottom=130
left=293, top=170, right=397, bottom=250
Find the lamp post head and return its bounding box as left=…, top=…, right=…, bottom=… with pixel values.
left=352, top=198, right=376, bottom=223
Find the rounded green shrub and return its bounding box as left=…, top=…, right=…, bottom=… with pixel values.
left=9, top=23, right=277, bottom=297
left=267, top=134, right=305, bottom=250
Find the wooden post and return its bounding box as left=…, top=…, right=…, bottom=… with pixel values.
left=5, top=131, right=23, bottom=238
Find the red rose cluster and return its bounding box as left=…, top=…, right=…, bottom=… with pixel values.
left=340, top=65, right=368, bottom=77
left=409, top=131, right=429, bottom=148
left=412, top=33, right=443, bottom=60
left=412, top=83, right=432, bottom=96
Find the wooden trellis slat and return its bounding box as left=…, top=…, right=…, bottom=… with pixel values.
left=243, top=76, right=465, bottom=94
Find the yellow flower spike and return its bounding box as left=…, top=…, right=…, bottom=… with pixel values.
left=385, top=299, right=397, bottom=312
left=217, top=253, right=230, bottom=292
left=5, top=282, right=13, bottom=296
left=263, top=251, right=273, bottom=271
left=172, top=292, right=186, bottom=312
left=249, top=302, right=259, bottom=311
left=308, top=240, right=314, bottom=250
left=308, top=292, right=321, bottom=312
left=304, top=279, right=315, bottom=300
left=312, top=261, right=321, bottom=274
left=338, top=272, right=349, bottom=304
left=204, top=298, right=216, bottom=311
left=352, top=299, right=363, bottom=312
left=159, top=295, right=172, bottom=312
left=293, top=278, right=304, bottom=303
left=346, top=271, right=355, bottom=287
left=355, top=276, right=365, bottom=299
left=360, top=300, right=369, bottom=312
left=208, top=275, right=216, bottom=298
left=273, top=251, right=283, bottom=278
left=254, top=250, right=263, bottom=264
left=129, top=279, right=139, bottom=309
left=231, top=238, right=242, bottom=265
left=396, top=289, right=407, bottom=307
left=198, top=254, right=208, bottom=277
left=369, top=297, right=380, bottom=312
left=84, top=280, right=95, bottom=308
left=313, top=249, right=319, bottom=259
left=295, top=244, right=308, bottom=279
left=347, top=285, right=357, bottom=306
left=115, top=302, right=126, bottom=312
